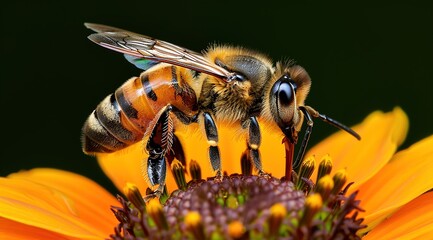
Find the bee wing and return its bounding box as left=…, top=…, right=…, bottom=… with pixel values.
left=85, top=23, right=233, bottom=81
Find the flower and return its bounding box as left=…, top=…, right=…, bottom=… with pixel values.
left=1, top=107, right=433, bottom=239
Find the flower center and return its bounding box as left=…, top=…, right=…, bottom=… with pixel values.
left=110, top=170, right=366, bottom=239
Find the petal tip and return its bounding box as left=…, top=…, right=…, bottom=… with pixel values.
left=391, top=106, right=409, bottom=146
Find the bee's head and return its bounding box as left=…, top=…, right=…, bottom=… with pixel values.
left=265, top=64, right=311, bottom=136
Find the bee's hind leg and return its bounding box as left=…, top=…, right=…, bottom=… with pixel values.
left=144, top=106, right=174, bottom=198
left=144, top=105, right=192, bottom=199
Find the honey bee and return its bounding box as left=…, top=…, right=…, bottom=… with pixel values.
left=82, top=23, right=360, bottom=196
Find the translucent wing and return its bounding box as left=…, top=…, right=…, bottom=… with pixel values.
left=124, top=55, right=159, bottom=71
left=85, top=23, right=233, bottom=81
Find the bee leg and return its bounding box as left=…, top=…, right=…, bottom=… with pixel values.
left=293, top=106, right=314, bottom=171
left=145, top=106, right=174, bottom=197
left=201, top=112, right=222, bottom=180
left=243, top=116, right=269, bottom=177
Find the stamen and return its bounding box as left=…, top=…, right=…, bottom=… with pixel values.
left=189, top=159, right=202, bottom=180
left=267, top=203, right=287, bottom=237
left=301, top=193, right=323, bottom=226
left=317, top=154, right=333, bottom=180
left=228, top=220, right=245, bottom=239
left=185, top=211, right=206, bottom=239
left=332, top=169, right=348, bottom=195
left=241, top=150, right=253, bottom=175
left=123, top=182, right=146, bottom=211
left=315, top=175, right=334, bottom=200
left=296, top=156, right=316, bottom=191
left=146, top=198, right=168, bottom=230
left=110, top=174, right=365, bottom=239
left=171, top=159, right=187, bottom=190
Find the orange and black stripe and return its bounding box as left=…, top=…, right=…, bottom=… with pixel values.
left=82, top=65, right=198, bottom=154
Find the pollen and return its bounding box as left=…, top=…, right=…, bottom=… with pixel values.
left=270, top=203, right=287, bottom=218
left=146, top=198, right=168, bottom=230
left=185, top=211, right=201, bottom=226
left=228, top=220, right=245, bottom=239
left=268, top=203, right=287, bottom=237
left=301, top=193, right=323, bottom=226
left=316, top=175, right=334, bottom=200
left=185, top=211, right=205, bottom=240
left=305, top=193, right=323, bottom=211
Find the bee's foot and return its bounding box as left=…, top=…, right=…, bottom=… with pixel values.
left=214, top=170, right=224, bottom=182
left=144, top=192, right=160, bottom=202
left=258, top=170, right=271, bottom=179
left=143, top=189, right=163, bottom=202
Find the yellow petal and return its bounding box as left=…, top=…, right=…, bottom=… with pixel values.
left=364, top=191, right=433, bottom=240
left=97, top=121, right=285, bottom=193
left=306, top=107, right=408, bottom=190
left=0, top=168, right=118, bottom=239
left=97, top=143, right=155, bottom=193
left=355, top=134, right=433, bottom=231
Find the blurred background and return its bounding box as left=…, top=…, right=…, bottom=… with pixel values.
left=1, top=2, right=432, bottom=193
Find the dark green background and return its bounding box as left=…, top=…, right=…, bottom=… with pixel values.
left=2, top=2, right=432, bottom=193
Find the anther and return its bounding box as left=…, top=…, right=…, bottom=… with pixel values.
left=189, top=159, right=202, bottom=180
left=185, top=211, right=206, bottom=239
left=123, top=182, right=146, bottom=211
left=228, top=220, right=246, bottom=239
left=301, top=193, right=323, bottom=226
left=332, top=169, right=348, bottom=195
left=317, top=154, right=333, bottom=181
left=146, top=198, right=168, bottom=230
left=268, top=203, right=287, bottom=237
left=315, top=175, right=334, bottom=200
left=296, top=156, right=316, bottom=191
left=171, top=159, right=187, bottom=190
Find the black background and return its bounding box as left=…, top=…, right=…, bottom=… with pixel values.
left=2, top=2, right=432, bottom=194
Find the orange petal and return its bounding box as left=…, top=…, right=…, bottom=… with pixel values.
left=0, top=168, right=118, bottom=239
left=355, top=134, right=433, bottom=231
left=97, top=121, right=286, bottom=193
left=306, top=107, right=408, bottom=190
left=363, top=191, right=433, bottom=240
left=0, top=217, right=81, bottom=240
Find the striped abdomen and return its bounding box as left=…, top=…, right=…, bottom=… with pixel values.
left=82, top=65, right=198, bottom=154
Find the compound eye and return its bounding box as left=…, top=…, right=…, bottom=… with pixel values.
left=271, top=75, right=296, bottom=108
left=278, top=81, right=294, bottom=107
left=282, top=73, right=297, bottom=92
left=270, top=75, right=296, bottom=128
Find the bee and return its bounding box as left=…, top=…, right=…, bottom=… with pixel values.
left=82, top=23, right=360, bottom=196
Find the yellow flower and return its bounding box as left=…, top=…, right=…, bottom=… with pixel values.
left=1, top=107, right=433, bottom=239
